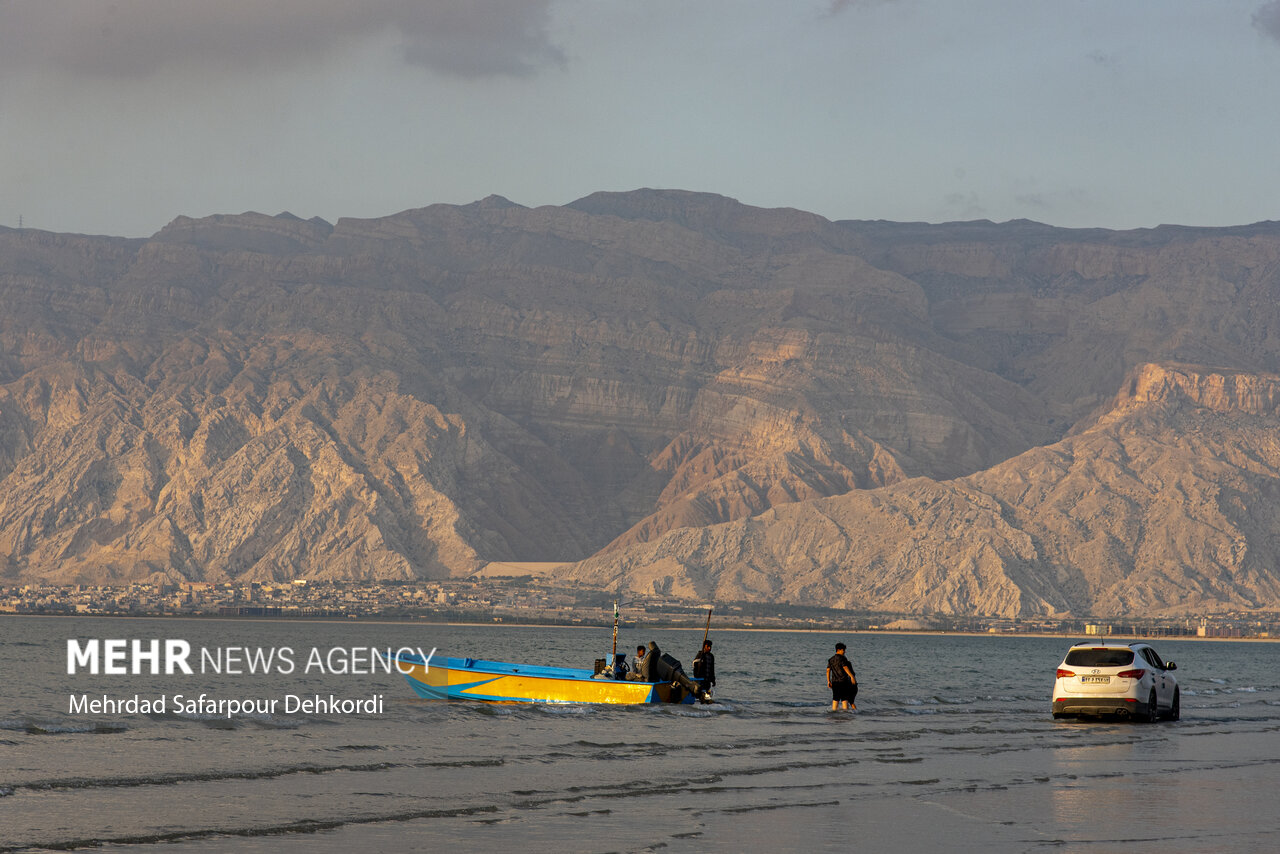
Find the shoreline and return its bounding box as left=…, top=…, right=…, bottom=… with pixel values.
left=4, top=612, right=1275, bottom=642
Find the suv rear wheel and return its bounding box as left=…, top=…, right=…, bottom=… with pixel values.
left=1140, top=689, right=1158, bottom=723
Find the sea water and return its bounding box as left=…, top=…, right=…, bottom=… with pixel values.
left=2, top=616, right=1279, bottom=852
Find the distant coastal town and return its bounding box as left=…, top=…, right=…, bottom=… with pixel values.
left=2, top=579, right=1276, bottom=639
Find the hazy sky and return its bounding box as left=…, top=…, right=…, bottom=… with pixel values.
left=4, top=0, right=1280, bottom=237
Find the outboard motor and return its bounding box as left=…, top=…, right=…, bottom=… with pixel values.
left=654, top=652, right=708, bottom=702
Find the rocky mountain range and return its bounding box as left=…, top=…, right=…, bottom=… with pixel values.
left=2, top=189, right=1280, bottom=617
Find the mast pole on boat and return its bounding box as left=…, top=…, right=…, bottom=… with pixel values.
left=612, top=599, right=619, bottom=660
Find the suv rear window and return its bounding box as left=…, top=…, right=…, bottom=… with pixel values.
left=1064, top=648, right=1134, bottom=667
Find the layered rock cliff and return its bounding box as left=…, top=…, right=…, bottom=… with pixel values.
left=2, top=191, right=1280, bottom=615
left=564, top=363, right=1280, bottom=616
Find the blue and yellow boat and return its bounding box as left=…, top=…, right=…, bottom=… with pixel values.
left=389, top=651, right=703, bottom=705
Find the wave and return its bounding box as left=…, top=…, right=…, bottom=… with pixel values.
left=0, top=804, right=504, bottom=853
left=7, top=768, right=855, bottom=851
left=328, top=744, right=388, bottom=752
left=0, top=718, right=127, bottom=735
left=7, top=758, right=504, bottom=795
left=660, top=706, right=716, bottom=718
left=533, top=704, right=592, bottom=716
left=723, top=759, right=849, bottom=777
left=717, top=798, right=841, bottom=814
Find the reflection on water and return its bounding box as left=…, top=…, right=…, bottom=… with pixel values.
left=2, top=618, right=1279, bottom=852
left=1050, top=734, right=1145, bottom=828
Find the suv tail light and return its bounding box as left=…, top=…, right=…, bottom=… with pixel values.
left=1116, top=669, right=1146, bottom=679
left=1056, top=668, right=1074, bottom=678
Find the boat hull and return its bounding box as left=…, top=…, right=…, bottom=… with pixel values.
left=391, top=653, right=694, bottom=704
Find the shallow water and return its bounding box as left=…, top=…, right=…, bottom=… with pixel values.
left=2, top=617, right=1278, bottom=852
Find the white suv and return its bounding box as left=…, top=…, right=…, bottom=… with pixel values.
left=1051, top=641, right=1180, bottom=721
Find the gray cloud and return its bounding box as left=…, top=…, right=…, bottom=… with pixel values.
left=1255, top=2, right=1280, bottom=42
left=0, top=0, right=564, bottom=79
left=1088, top=49, right=1119, bottom=68
left=826, top=0, right=899, bottom=15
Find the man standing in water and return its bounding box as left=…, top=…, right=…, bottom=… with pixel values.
left=692, top=639, right=716, bottom=695
left=827, top=642, right=857, bottom=711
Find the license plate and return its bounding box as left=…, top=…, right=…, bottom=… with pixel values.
left=1080, top=676, right=1110, bottom=684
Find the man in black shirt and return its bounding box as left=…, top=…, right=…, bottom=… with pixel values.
left=692, top=639, right=716, bottom=695
left=827, top=642, right=857, bottom=711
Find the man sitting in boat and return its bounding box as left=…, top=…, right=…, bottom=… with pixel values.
left=626, top=644, right=647, bottom=680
